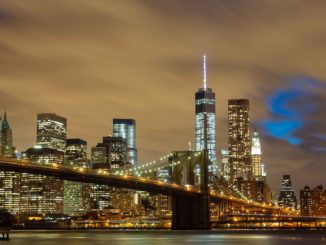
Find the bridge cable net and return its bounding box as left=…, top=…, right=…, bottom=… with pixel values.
left=211, top=159, right=297, bottom=214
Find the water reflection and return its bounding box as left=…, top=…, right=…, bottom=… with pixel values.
left=8, top=230, right=326, bottom=245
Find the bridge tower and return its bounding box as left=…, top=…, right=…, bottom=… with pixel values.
left=171, top=149, right=211, bottom=230
left=171, top=108, right=211, bottom=229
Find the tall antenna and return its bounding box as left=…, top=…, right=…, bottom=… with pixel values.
left=203, top=54, right=207, bottom=90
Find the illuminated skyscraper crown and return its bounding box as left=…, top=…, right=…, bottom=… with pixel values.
left=251, top=130, right=261, bottom=155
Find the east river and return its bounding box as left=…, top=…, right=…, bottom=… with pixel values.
left=6, top=230, right=326, bottom=244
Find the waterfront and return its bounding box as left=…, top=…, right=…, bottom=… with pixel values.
left=6, top=230, right=326, bottom=244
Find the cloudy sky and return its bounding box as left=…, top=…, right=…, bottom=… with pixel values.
left=1, top=0, right=326, bottom=193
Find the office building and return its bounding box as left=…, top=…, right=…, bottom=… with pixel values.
left=300, top=186, right=312, bottom=216
left=155, top=167, right=172, bottom=217
left=195, top=55, right=217, bottom=175
left=64, top=139, right=90, bottom=216
left=278, top=175, right=297, bottom=209
left=20, top=147, right=64, bottom=214
left=113, top=119, right=137, bottom=165
left=92, top=136, right=128, bottom=170
left=20, top=113, right=67, bottom=215
left=228, top=99, right=251, bottom=183
left=0, top=111, right=15, bottom=157
left=36, top=113, right=67, bottom=152
left=90, top=136, right=128, bottom=212
left=0, top=111, right=20, bottom=214
left=300, top=185, right=326, bottom=216
left=237, top=180, right=271, bottom=203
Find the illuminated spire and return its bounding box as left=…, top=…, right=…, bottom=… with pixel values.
left=203, top=54, right=207, bottom=90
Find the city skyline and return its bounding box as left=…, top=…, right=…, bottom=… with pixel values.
left=1, top=0, right=326, bottom=194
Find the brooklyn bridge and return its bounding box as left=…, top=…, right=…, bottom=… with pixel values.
left=0, top=150, right=301, bottom=230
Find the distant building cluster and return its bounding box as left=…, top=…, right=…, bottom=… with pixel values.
left=0, top=111, right=145, bottom=221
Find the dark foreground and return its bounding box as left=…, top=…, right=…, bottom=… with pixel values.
left=6, top=230, right=326, bottom=244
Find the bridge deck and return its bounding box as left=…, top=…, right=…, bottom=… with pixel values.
left=0, top=157, right=201, bottom=197
left=0, top=157, right=295, bottom=213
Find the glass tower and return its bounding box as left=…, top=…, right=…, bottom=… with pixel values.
left=195, top=55, right=217, bottom=175
left=113, top=119, right=137, bottom=165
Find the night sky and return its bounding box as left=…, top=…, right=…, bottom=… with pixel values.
left=1, top=1, right=326, bottom=193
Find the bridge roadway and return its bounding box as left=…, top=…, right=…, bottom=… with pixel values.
left=0, top=157, right=288, bottom=213
left=0, top=157, right=202, bottom=198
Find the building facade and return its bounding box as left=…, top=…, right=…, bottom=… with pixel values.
left=221, top=149, right=230, bottom=181
left=300, top=185, right=326, bottom=217
left=228, top=99, right=251, bottom=183
left=64, top=139, right=90, bottom=216
left=195, top=55, right=217, bottom=175
left=237, top=180, right=271, bottom=203
left=113, top=119, right=137, bottom=165
left=300, top=186, right=312, bottom=216
left=278, top=175, right=297, bottom=209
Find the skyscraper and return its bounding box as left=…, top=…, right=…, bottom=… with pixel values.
left=0, top=111, right=15, bottom=157
left=20, top=113, right=67, bottom=215
left=228, top=99, right=251, bottom=183
left=20, top=147, right=64, bottom=214
left=278, top=174, right=297, bottom=209
left=92, top=136, right=128, bottom=170
left=0, top=111, right=20, bottom=214
left=90, top=136, right=128, bottom=212
left=36, top=113, right=67, bottom=152
left=113, top=119, right=137, bottom=165
left=251, top=130, right=264, bottom=181
left=64, top=139, right=90, bottom=216
left=195, top=55, right=217, bottom=175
